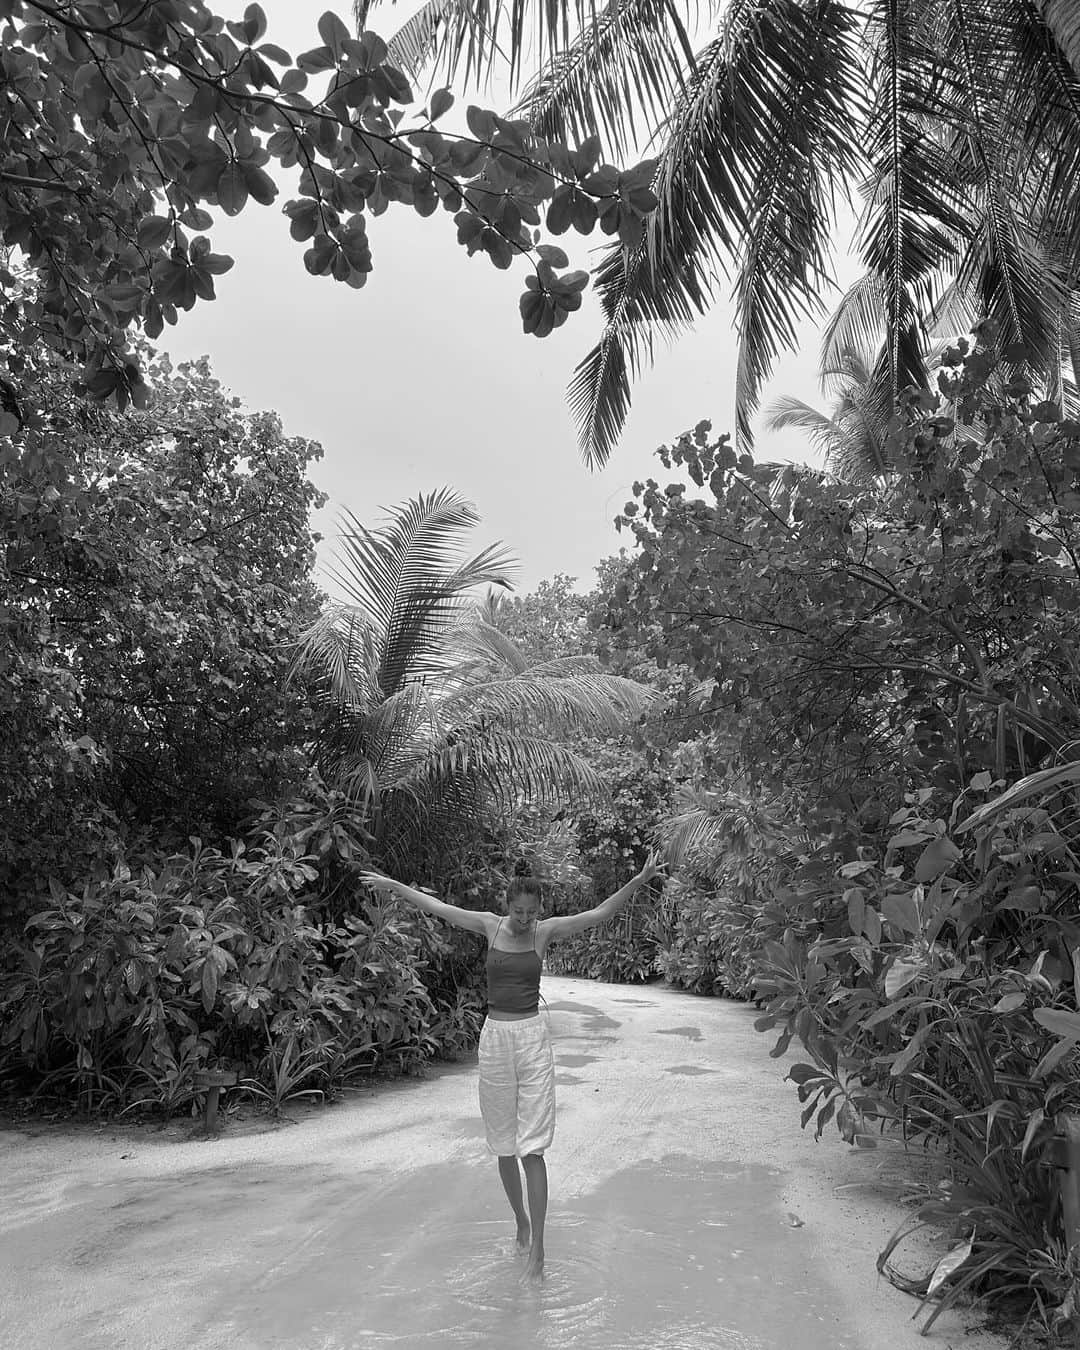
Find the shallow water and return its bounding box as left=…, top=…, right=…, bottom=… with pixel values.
left=188, top=1155, right=857, bottom=1350
left=1, top=982, right=884, bottom=1350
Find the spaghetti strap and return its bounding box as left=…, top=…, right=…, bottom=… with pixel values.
left=489, top=915, right=503, bottom=951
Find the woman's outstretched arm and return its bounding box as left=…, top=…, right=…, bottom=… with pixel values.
left=542, top=851, right=666, bottom=941
left=359, top=871, right=496, bottom=939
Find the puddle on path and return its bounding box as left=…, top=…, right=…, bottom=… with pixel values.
left=655, top=1026, right=704, bottom=1042
left=3, top=1151, right=861, bottom=1350
left=192, top=1155, right=858, bottom=1350
left=666, top=1064, right=716, bottom=1076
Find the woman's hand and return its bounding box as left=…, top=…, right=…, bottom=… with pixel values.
left=636, top=849, right=666, bottom=886
left=358, top=870, right=401, bottom=895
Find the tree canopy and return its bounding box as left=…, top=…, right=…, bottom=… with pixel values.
left=387, top=0, right=1080, bottom=461
left=1, top=344, right=324, bottom=917
left=0, top=0, right=657, bottom=408
left=598, top=331, right=1080, bottom=802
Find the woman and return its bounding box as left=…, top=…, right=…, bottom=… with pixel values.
left=359, top=853, right=664, bottom=1282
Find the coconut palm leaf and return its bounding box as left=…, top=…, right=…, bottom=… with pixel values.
left=819, top=273, right=888, bottom=382
left=360, top=0, right=608, bottom=84
left=930, top=1, right=1074, bottom=367
left=447, top=613, right=533, bottom=676
left=570, top=0, right=866, bottom=463
left=331, top=491, right=515, bottom=696
left=1004, top=2, right=1080, bottom=260
left=955, top=757, right=1080, bottom=839
left=399, top=729, right=608, bottom=805
left=854, top=0, right=976, bottom=405
left=657, top=792, right=799, bottom=876
left=290, top=605, right=390, bottom=714
left=294, top=494, right=651, bottom=868
left=763, top=396, right=850, bottom=462
left=359, top=0, right=469, bottom=82
left=441, top=667, right=651, bottom=733
left=507, top=0, right=695, bottom=158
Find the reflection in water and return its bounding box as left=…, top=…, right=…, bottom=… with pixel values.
left=208, top=1156, right=858, bottom=1350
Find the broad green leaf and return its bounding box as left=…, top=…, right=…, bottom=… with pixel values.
left=317, top=10, right=351, bottom=58
left=913, top=835, right=961, bottom=882
left=884, top=956, right=926, bottom=999
left=217, top=163, right=248, bottom=216
left=1033, top=1008, right=1080, bottom=1039
left=926, top=1239, right=973, bottom=1297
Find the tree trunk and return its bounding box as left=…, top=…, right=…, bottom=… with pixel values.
left=1039, top=0, right=1080, bottom=80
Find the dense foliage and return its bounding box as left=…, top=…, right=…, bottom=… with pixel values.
left=393, top=0, right=1080, bottom=461
left=1, top=448, right=651, bottom=1114
left=488, top=574, right=675, bottom=981
left=596, top=332, right=1080, bottom=1326
left=0, top=0, right=657, bottom=405
left=2, top=348, right=323, bottom=921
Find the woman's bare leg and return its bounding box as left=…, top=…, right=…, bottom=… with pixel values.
left=521, top=1153, right=547, bottom=1282
left=497, top=1155, right=531, bottom=1252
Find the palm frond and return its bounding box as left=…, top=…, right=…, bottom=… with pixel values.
left=440, top=667, right=651, bottom=734
left=507, top=0, right=693, bottom=159
left=1067, top=294, right=1080, bottom=389
left=364, top=0, right=464, bottom=81
left=657, top=793, right=797, bottom=875
left=330, top=491, right=515, bottom=697
left=952, top=213, right=1069, bottom=372
left=934, top=0, right=1073, bottom=366
left=819, top=273, right=888, bottom=382
left=829, top=342, right=895, bottom=480
left=362, top=0, right=611, bottom=86
left=856, top=0, right=974, bottom=407
left=571, top=0, right=866, bottom=463
left=290, top=606, right=380, bottom=709
left=1037, top=0, right=1080, bottom=78
left=762, top=395, right=848, bottom=461
left=1006, top=2, right=1080, bottom=264
left=399, top=730, right=609, bottom=807
left=822, top=343, right=877, bottom=391
left=315, top=684, right=437, bottom=791
left=448, top=614, right=533, bottom=676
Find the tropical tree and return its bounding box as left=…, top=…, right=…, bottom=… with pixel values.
left=599, top=331, right=1080, bottom=807
left=292, top=488, right=651, bottom=877
left=763, top=344, right=891, bottom=482
left=0, top=0, right=659, bottom=407
left=368, top=0, right=1080, bottom=461
left=1, top=343, right=323, bottom=919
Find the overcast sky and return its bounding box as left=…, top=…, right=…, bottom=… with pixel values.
left=163, top=0, right=859, bottom=594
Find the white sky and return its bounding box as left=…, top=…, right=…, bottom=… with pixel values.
left=162, top=0, right=861, bottom=594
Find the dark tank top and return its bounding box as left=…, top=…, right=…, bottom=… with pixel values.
left=486, top=918, right=542, bottom=1015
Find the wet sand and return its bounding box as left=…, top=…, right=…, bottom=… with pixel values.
left=0, top=977, right=1006, bottom=1350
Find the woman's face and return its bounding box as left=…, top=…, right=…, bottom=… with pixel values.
left=506, top=893, right=541, bottom=936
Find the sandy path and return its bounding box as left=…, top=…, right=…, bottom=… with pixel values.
left=0, top=976, right=1006, bottom=1350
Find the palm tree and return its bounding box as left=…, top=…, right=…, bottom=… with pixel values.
left=763, top=344, right=891, bottom=482
left=292, top=488, right=650, bottom=874
left=359, top=0, right=1080, bottom=464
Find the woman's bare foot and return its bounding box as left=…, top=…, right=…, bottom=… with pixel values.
left=522, top=1245, right=544, bottom=1284
left=515, top=1220, right=531, bottom=1255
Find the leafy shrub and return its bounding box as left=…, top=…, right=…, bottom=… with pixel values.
left=0, top=799, right=487, bottom=1116
left=750, top=770, right=1080, bottom=1326
left=545, top=889, right=660, bottom=982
